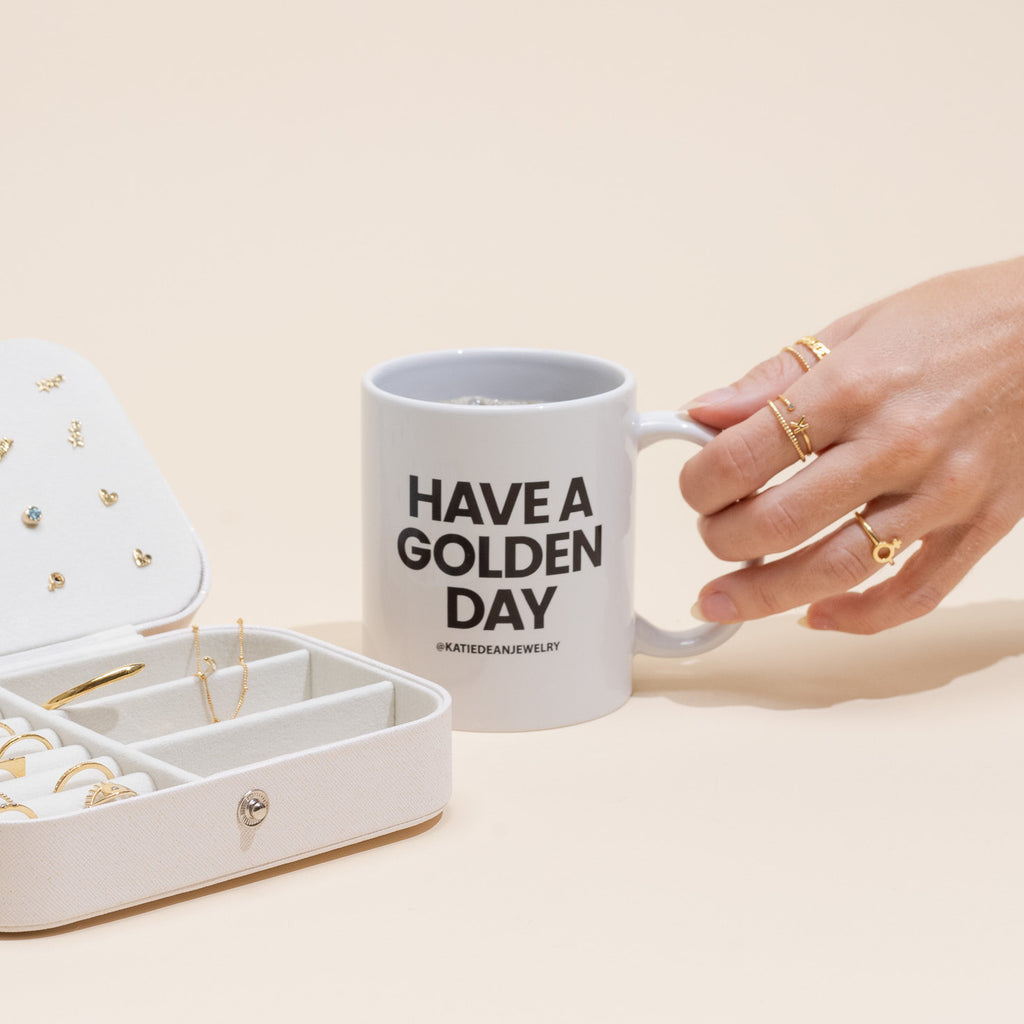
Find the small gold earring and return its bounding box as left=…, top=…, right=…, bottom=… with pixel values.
left=0, top=438, right=12, bottom=461
left=48, top=572, right=66, bottom=592
left=67, top=420, right=85, bottom=448
left=22, top=506, right=42, bottom=527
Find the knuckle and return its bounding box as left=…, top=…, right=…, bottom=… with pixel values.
left=716, top=430, right=763, bottom=494
left=679, top=460, right=718, bottom=515
left=749, top=492, right=805, bottom=554
left=747, top=353, right=793, bottom=391
left=887, top=418, right=936, bottom=475
left=820, top=541, right=869, bottom=591
left=975, top=505, right=1017, bottom=545
left=898, top=580, right=945, bottom=621
left=828, top=363, right=875, bottom=419
left=749, top=577, right=788, bottom=617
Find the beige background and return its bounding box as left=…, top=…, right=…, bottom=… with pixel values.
left=2, top=2, right=1023, bottom=1021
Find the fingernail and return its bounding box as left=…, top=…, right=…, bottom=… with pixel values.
left=797, top=613, right=835, bottom=631
left=692, top=592, right=739, bottom=623
left=681, top=386, right=737, bottom=411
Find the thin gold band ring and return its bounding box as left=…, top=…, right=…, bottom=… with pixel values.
left=53, top=761, right=115, bottom=793
left=0, top=733, right=54, bottom=758
left=767, top=395, right=813, bottom=463
left=781, top=345, right=812, bottom=372
left=0, top=792, right=37, bottom=819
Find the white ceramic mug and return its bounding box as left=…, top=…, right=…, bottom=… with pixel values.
left=362, top=349, right=747, bottom=731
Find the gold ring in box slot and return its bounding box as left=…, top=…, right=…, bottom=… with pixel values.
left=0, top=733, right=54, bottom=758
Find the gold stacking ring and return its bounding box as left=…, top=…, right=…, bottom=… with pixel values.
left=853, top=511, right=902, bottom=566
left=781, top=345, right=812, bottom=372
left=0, top=721, right=15, bottom=737
left=781, top=335, right=830, bottom=372
left=0, top=792, right=37, bottom=819
left=795, top=335, right=831, bottom=360
left=0, top=733, right=54, bottom=758
left=766, top=395, right=813, bottom=463
left=53, top=761, right=115, bottom=793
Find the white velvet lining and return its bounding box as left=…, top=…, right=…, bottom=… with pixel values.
left=0, top=338, right=207, bottom=658
left=64, top=650, right=312, bottom=742
left=0, top=625, right=387, bottom=707
left=134, top=682, right=396, bottom=776
left=0, top=625, right=444, bottom=802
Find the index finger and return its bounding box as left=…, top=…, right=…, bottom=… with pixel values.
left=680, top=363, right=862, bottom=516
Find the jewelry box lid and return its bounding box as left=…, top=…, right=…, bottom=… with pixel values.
left=0, top=338, right=209, bottom=659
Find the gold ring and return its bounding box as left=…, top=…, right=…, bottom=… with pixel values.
left=781, top=345, right=812, bottom=372
left=0, top=733, right=54, bottom=758
left=0, top=722, right=15, bottom=737
left=84, top=782, right=138, bottom=808
left=42, top=663, right=145, bottom=711
left=853, top=511, right=902, bottom=566
left=795, top=335, right=830, bottom=361
left=0, top=757, right=27, bottom=779
left=53, top=761, right=115, bottom=793
left=767, top=395, right=813, bottom=463
left=0, top=792, right=37, bottom=819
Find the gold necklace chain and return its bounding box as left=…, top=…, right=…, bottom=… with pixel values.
left=193, top=618, right=249, bottom=723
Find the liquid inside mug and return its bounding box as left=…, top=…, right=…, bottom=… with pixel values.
left=362, top=349, right=747, bottom=731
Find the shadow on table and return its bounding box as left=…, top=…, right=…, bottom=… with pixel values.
left=297, top=612, right=1024, bottom=712
left=631, top=600, right=1024, bottom=710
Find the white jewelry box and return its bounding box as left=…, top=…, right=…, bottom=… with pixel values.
left=0, top=338, right=452, bottom=932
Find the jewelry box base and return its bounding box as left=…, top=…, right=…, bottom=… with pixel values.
left=0, top=625, right=452, bottom=933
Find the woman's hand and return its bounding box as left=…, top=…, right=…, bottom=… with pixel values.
left=680, top=257, right=1024, bottom=633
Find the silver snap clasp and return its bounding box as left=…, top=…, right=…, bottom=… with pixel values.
left=237, top=789, right=270, bottom=827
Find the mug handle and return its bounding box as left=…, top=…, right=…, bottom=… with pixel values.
left=632, top=410, right=759, bottom=658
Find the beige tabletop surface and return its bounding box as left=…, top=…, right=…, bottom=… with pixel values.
left=2, top=3, right=1023, bottom=1021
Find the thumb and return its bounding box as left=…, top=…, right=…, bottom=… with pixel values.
left=683, top=347, right=820, bottom=430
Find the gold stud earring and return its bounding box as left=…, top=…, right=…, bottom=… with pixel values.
left=22, top=506, right=42, bottom=527
left=36, top=374, right=65, bottom=392
left=0, top=438, right=12, bottom=461
left=132, top=548, right=152, bottom=567
left=48, top=572, right=66, bottom=592
left=99, top=489, right=119, bottom=506
left=67, top=420, right=85, bottom=448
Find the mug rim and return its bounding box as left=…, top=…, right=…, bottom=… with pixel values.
left=363, top=348, right=634, bottom=411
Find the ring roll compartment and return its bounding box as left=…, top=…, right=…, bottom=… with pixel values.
left=0, top=772, right=156, bottom=821
left=0, top=753, right=121, bottom=800
left=0, top=728, right=62, bottom=757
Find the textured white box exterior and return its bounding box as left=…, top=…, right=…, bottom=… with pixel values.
left=0, top=631, right=452, bottom=932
